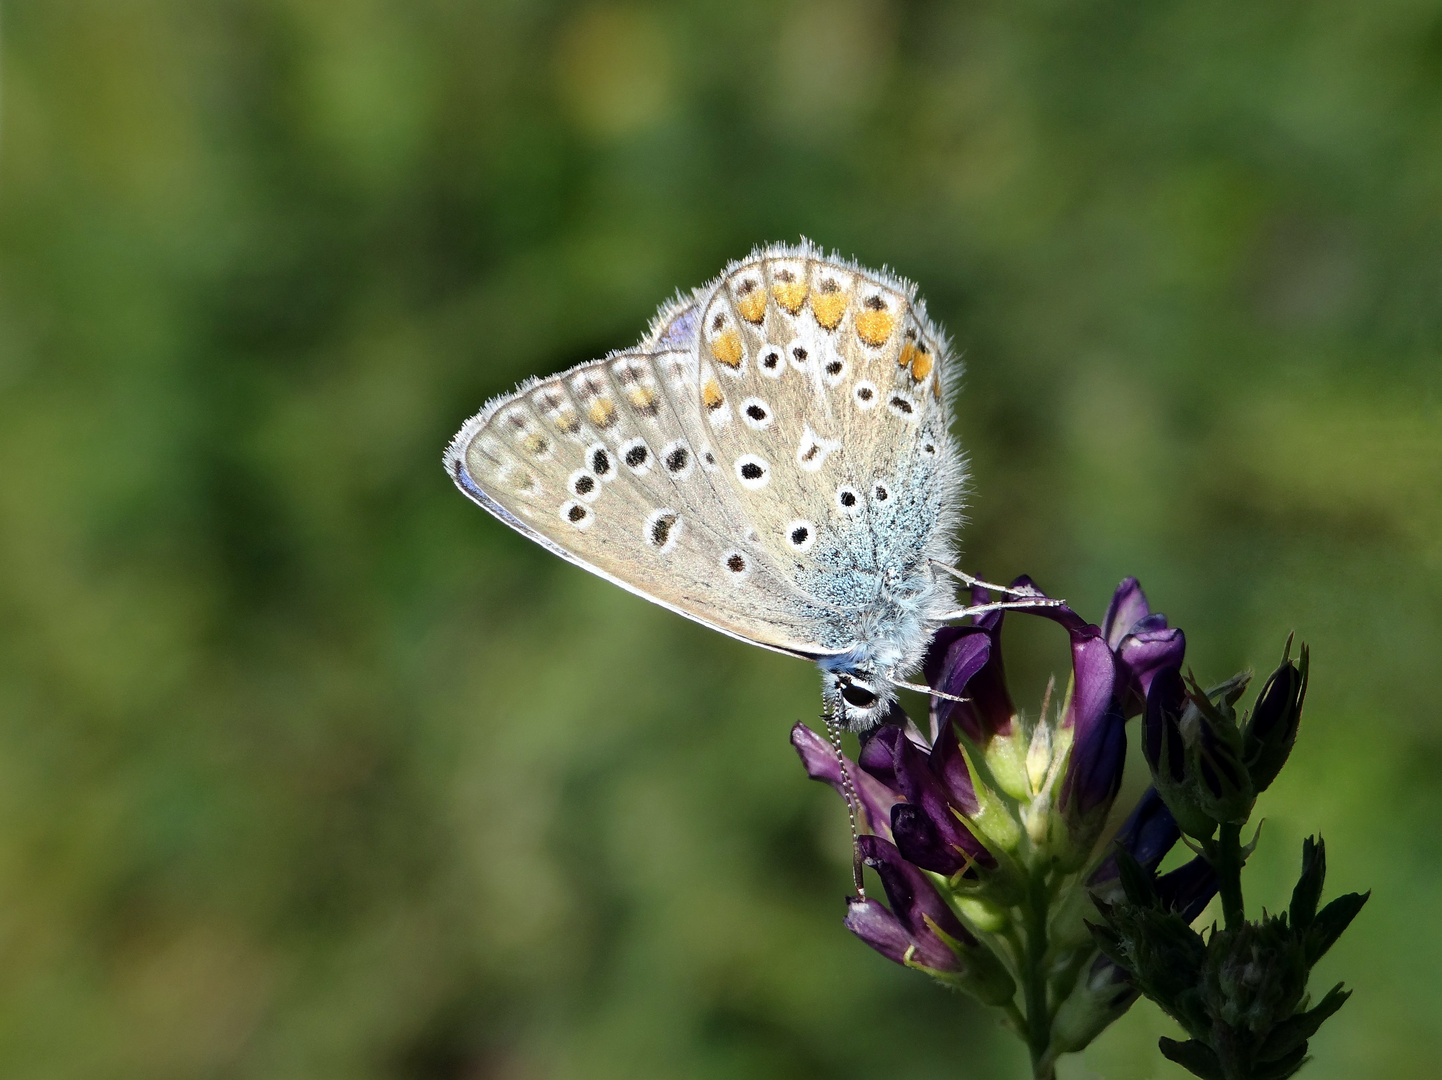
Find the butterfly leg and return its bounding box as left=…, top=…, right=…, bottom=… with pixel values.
left=941, top=598, right=1068, bottom=621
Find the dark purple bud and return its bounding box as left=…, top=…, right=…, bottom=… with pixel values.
left=1143, top=667, right=1187, bottom=784
left=1102, top=578, right=1152, bottom=649
left=877, top=728, right=994, bottom=873
left=1243, top=646, right=1308, bottom=793
left=856, top=724, right=922, bottom=794
left=929, top=708, right=983, bottom=811
left=1115, top=626, right=1187, bottom=718
left=1156, top=855, right=1220, bottom=923
left=791, top=723, right=901, bottom=842
left=923, top=625, right=1015, bottom=742
left=1089, top=788, right=1180, bottom=887
left=846, top=835, right=976, bottom=972
left=1060, top=631, right=1126, bottom=835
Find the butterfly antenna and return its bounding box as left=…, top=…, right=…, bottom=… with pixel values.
left=824, top=698, right=866, bottom=900
left=893, top=678, right=969, bottom=704
left=930, top=562, right=1047, bottom=598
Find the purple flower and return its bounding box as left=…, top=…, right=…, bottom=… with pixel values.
left=1089, top=788, right=1181, bottom=888
left=1103, top=578, right=1186, bottom=718
left=1058, top=628, right=1127, bottom=825
left=845, top=835, right=1016, bottom=1003
left=845, top=835, right=978, bottom=972
left=1089, top=788, right=1220, bottom=916
left=791, top=720, right=994, bottom=872
left=923, top=613, right=1016, bottom=744
left=791, top=723, right=900, bottom=842
left=861, top=722, right=995, bottom=875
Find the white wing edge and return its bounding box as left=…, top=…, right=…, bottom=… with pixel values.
left=443, top=405, right=832, bottom=665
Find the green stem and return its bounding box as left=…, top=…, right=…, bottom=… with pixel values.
left=1023, top=870, right=1054, bottom=1080
left=1215, top=822, right=1246, bottom=931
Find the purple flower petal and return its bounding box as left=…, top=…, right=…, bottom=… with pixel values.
left=1060, top=631, right=1125, bottom=820
left=1102, top=578, right=1152, bottom=648
left=1115, top=627, right=1187, bottom=717
left=791, top=723, right=901, bottom=841
left=924, top=625, right=1015, bottom=742
left=891, top=803, right=974, bottom=877
left=1089, top=788, right=1180, bottom=885
left=866, top=724, right=993, bottom=873
left=842, top=896, right=916, bottom=966
left=1063, top=630, right=1118, bottom=734
left=848, top=835, right=976, bottom=970
left=929, top=709, right=981, bottom=812
left=857, top=724, right=919, bottom=792
left=1142, top=667, right=1187, bottom=783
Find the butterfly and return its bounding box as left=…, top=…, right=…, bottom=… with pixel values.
left=445, top=241, right=1045, bottom=730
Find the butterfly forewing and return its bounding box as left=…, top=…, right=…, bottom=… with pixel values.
left=450, top=346, right=837, bottom=656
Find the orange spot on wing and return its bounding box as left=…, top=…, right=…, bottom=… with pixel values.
left=628, top=386, right=659, bottom=414
left=898, top=340, right=917, bottom=369
left=710, top=331, right=744, bottom=369
left=772, top=274, right=808, bottom=314
left=855, top=309, right=895, bottom=346
left=702, top=379, right=724, bottom=411
left=734, top=281, right=766, bottom=323
left=589, top=398, right=617, bottom=428
left=910, top=349, right=934, bottom=383
left=810, top=287, right=847, bottom=330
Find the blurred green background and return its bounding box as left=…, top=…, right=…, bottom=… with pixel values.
left=1, top=1, right=1438, bottom=1077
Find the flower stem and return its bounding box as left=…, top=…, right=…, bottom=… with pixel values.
left=1023, top=869, right=1055, bottom=1080
left=1215, top=822, right=1246, bottom=931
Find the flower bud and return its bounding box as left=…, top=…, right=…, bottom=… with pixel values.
left=1056, top=630, right=1126, bottom=863
left=1103, top=578, right=1187, bottom=717
left=1049, top=954, right=1138, bottom=1057
left=1242, top=643, right=1308, bottom=794
left=859, top=725, right=996, bottom=876
left=1142, top=667, right=1253, bottom=839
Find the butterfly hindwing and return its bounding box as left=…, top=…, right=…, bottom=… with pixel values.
left=681, top=249, right=963, bottom=652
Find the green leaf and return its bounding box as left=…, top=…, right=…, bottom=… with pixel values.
left=1115, top=847, right=1158, bottom=907
left=1158, top=1037, right=1225, bottom=1080
left=1259, top=984, right=1351, bottom=1062
left=1306, top=891, right=1370, bottom=966
left=1289, top=836, right=1326, bottom=932
left=1252, top=1043, right=1310, bottom=1080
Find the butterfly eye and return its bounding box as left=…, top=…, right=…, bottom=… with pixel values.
left=841, top=683, right=877, bottom=708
